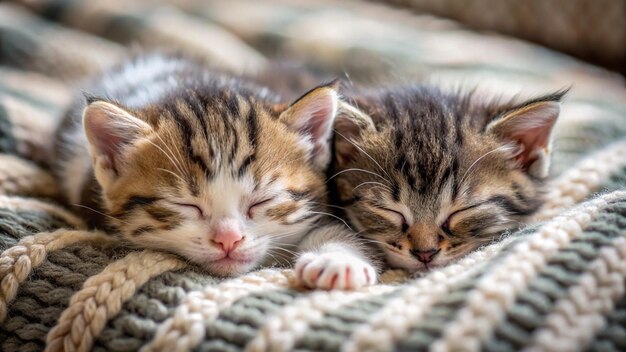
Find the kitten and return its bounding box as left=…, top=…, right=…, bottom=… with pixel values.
left=330, top=84, right=565, bottom=272
left=53, top=53, right=377, bottom=289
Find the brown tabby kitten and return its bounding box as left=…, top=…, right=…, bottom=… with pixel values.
left=53, top=53, right=377, bottom=289
left=331, top=84, right=565, bottom=272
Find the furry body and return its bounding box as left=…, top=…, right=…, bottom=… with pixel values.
left=53, top=54, right=377, bottom=288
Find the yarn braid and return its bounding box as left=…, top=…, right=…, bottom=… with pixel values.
left=430, top=190, right=626, bottom=352
left=0, top=229, right=111, bottom=322
left=247, top=284, right=396, bottom=352
left=144, top=269, right=291, bottom=352
left=343, top=235, right=514, bottom=352
left=527, top=237, right=626, bottom=352
left=535, top=139, right=626, bottom=221
left=45, top=250, right=186, bottom=352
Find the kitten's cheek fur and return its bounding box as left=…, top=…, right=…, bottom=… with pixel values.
left=295, top=251, right=377, bottom=290
left=385, top=250, right=421, bottom=271
left=385, top=249, right=455, bottom=272
left=124, top=226, right=268, bottom=276
left=182, top=246, right=265, bottom=277
left=188, top=241, right=269, bottom=277
left=204, top=259, right=259, bottom=277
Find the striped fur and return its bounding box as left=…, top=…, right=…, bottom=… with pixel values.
left=52, top=53, right=377, bottom=281
left=331, top=85, right=566, bottom=272
left=1, top=1, right=626, bottom=350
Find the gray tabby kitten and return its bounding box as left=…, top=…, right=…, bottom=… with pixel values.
left=330, top=84, right=565, bottom=271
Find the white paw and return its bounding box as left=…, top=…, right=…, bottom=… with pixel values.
left=295, top=251, right=377, bottom=290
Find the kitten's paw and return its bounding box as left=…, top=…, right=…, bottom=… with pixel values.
left=295, top=252, right=377, bottom=290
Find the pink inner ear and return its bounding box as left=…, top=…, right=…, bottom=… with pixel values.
left=94, top=124, right=125, bottom=158
left=289, top=90, right=337, bottom=157
left=281, top=85, right=338, bottom=168
left=84, top=102, right=145, bottom=173
left=302, top=102, right=334, bottom=143
left=490, top=101, right=559, bottom=171
left=87, top=119, right=127, bottom=172
left=511, top=124, right=552, bottom=166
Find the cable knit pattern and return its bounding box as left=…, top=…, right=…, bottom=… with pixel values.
left=0, top=229, right=112, bottom=322
left=248, top=283, right=397, bottom=352
left=588, top=290, right=626, bottom=352
left=528, top=238, right=626, bottom=352
left=143, top=269, right=290, bottom=352
left=343, top=236, right=515, bottom=352
left=1, top=0, right=626, bottom=351
left=535, top=139, right=626, bottom=221
left=45, top=250, right=185, bottom=352
left=431, top=191, right=626, bottom=352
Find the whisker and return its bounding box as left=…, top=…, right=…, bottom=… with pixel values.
left=341, top=70, right=362, bottom=112
left=266, top=251, right=291, bottom=267
left=268, top=242, right=300, bottom=248
left=72, top=203, right=130, bottom=225
left=267, top=233, right=301, bottom=241
left=273, top=245, right=299, bottom=254
left=283, top=243, right=300, bottom=248
left=352, top=229, right=368, bottom=236
left=359, top=238, right=389, bottom=247
left=159, top=127, right=189, bottom=173
left=459, top=145, right=514, bottom=186
left=270, top=246, right=299, bottom=256
left=157, top=168, right=188, bottom=184
left=342, top=70, right=354, bottom=87
left=400, top=156, right=408, bottom=174
left=308, top=201, right=347, bottom=211
left=327, top=168, right=390, bottom=184
left=334, top=130, right=392, bottom=181
left=265, top=251, right=281, bottom=264
left=268, top=232, right=297, bottom=238
left=352, top=181, right=391, bottom=192
left=308, top=211, right=352, bottom=230
left=143, top=138, right=187, bottom=177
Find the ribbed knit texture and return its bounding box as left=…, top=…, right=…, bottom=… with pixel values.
left=1, top=0, right=625, bottom=351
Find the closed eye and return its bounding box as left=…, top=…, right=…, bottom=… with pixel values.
left=441, top=201, right=489, bottom=236
left=441, top=216, right=454, bottom=236
left=172, top=202, right=204, bottom=217
left=377, top=207, right=408, bottom=231
left=248, top=198, right=274, bottom=219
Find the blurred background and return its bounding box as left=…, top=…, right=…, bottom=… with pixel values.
left=387, top=0, right=626, bottom=74
left=0, top=0, right=625, bottom=174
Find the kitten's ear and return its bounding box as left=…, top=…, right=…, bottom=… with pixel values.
left=334, top=102, right=375, bottom=167
left=83, top=100, right=152, bottom=174
left=279, top=81, right=339, bottom=169
left=486, top=91, right=566, bottom=178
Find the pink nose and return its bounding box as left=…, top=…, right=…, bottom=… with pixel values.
left=212, top=229, right=244, bottom=253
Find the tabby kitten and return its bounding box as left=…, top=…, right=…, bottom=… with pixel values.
left=331, top=85, right=565, bottom=272
left=54, top=53, right=377, bottom=289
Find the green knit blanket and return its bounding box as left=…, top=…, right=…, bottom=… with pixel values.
left=1, top=0, right=625, bottom=351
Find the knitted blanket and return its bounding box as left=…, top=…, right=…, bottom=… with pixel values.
left=1, top=1, right=626, bottom=351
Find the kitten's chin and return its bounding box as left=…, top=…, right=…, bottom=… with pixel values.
left=201, top=257, right=260, bottom=277
left=384, top=251, right=421, bottom=271
left=384, top=251, right=451, bottom=273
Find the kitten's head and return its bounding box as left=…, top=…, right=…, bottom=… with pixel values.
left=332, top=86, right=565, bottom=271
left=83, top=81, right=339, bottom=276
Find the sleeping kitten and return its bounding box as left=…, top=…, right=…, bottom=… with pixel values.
left=53, top=53, right=377, bottom=289
left=331, top=85, right=565, bottom=272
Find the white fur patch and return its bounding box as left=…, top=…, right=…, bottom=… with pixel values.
left=296, top=250, right=377, bottom=290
